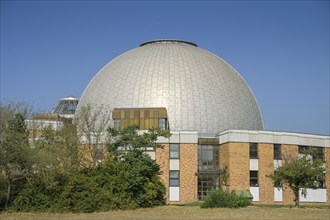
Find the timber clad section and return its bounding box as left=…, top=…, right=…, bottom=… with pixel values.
left=112, top=108, right=168, bottom=130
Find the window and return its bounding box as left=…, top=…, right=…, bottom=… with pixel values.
left=170, top=144, right=179, bottom=159
left=198, top=145, right=219, bottom=171
left=170, top=170, right=179, bottom=186
left=314, top=147, right=324, bottom=161
left=114, top=118, right=121, bottom=129
left=249, top=143, right=258, bottom=159
left=299, top=146, right=324, bottom=161
left=158, top=118, right=167, bottom=129
left=198, top=173, right=220, bottom=200
left=274, top=144, right=281, bottom=160
left=250, top=171, right=258, bottom=187
left=317, top=174, right=326, bottom=188
left=298, top=145, right=307, bottom=154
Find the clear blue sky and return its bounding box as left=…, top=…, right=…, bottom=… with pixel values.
left=1, top=0, right=329, bottom=135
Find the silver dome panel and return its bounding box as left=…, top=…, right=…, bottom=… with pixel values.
left=77, top=40, right=263, bottom=134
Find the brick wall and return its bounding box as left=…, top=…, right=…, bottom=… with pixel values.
left=156, top=144, right=169, bottom=202
left=220, top=143, right=229, bottom=190
left=179, top=144, right=198, bottom=203
left=258, top=143, right=274, bottom=204
left=325, top=148, right=330, bottom=205
left=220, top=142, right=250, bottom=191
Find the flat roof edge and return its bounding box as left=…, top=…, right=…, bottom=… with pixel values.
left=218, top=130, right=330, bottom=147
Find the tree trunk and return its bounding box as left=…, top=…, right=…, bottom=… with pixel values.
left=5, top=181, right=11, bottom=209
left=294, top=190, right=299, bottom=207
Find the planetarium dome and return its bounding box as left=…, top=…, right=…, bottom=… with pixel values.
left=77, top=40, right=263, bottom=134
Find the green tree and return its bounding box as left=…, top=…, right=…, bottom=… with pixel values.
left=268, top=147, right=325, bottom=207
left=0, top=103, right=34, bottom=209
left=33, top=122, right=80, bottom=178
left=12, top=124, right=171, bottom=212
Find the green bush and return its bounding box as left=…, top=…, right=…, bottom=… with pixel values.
left=12, top=150, right=165, bottom=212
left=201, top=189, right=251, bottom=208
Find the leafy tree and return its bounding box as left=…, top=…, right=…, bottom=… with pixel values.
left=107, top=125, right=171, bottom=153
left=0, top=103, right=34, bottom=210
left=33, top=122, right=80, bottom=178
left=59, top=125, right=171, bottom=212
left=12, top=124, right=171, bottom=212
left=268, top=147, right=325, bottom=207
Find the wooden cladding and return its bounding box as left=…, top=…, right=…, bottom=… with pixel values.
left=112, top=108, right=168, bottom=130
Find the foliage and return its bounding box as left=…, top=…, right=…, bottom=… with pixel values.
left=10, top=123, right=170, bottom=212
left=268, top=147, right=325, bottom=207
left=33, top=122, right=80, bottom=177
left=57, top=151, right=166, bottom=212
left=220, top=166, right=229, bottom=188
left=201, top=189, right=251, bottom=208
left=107, top=124, right=171, bottom=153
left=0, top=102, right=34, bottom=210
left=12, top=172, right=69, bottom=212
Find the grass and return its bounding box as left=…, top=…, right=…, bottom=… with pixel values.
left=1, top=205, right=330, bottom=220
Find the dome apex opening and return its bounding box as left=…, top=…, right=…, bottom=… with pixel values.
left=140, top=39, right=198, bottom=47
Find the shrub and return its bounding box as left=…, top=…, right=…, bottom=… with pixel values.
left=201, top=189, right=251, bottom=208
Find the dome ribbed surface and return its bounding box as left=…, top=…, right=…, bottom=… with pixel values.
left=77, top=40, right=263, bottom=134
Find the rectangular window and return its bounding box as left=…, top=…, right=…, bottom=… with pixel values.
left=314, top=147, right=324, bottom=161
left=249, top=143, right=258, bottom=159
left=317, top=174, right=326, bottom=188
left=170, top=170, right=179, bottom=186
left=114, top=118, right=121, bottom=130
left=158, top=118, right=167, bottom=130
left=298, top=145, right=307, bottom=154
left=198, top=145, right=219, bottom=171
left=170, top=144, right=179, bottom=159
left=274, top=144, right=281, bottom=160
left=250, top=171, right=258, bottom=187
left=299, top=146, right=324, bottom=161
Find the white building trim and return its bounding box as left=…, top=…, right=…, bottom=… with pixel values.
left=219, top=130, right=330, bottom=147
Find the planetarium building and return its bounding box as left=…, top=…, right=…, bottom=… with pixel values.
left=76, top=40, right=329, bottom=204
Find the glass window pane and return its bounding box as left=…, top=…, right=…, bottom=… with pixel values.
left=170, top=179, right=179, bottom=186
left=170, top=171, right=179, bottom=178
left=250, top=143, right=258, bottom=159
left=207, top=150, right=213, bottom=161
left=170, top=144, right=179, bottom=151
left=170, top=152, right=179, bottom=159
left=274, top=144, right=281, bottom=160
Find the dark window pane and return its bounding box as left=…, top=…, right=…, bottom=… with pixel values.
left=274, top=144, right=281, bottom=160
left=250, top=143, right=258, bottom=159
left=170, top=179, right=179, bottom=186
left=170, top=171, right=179, bottom=178
left=250, top=171, right=258, bottom=187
